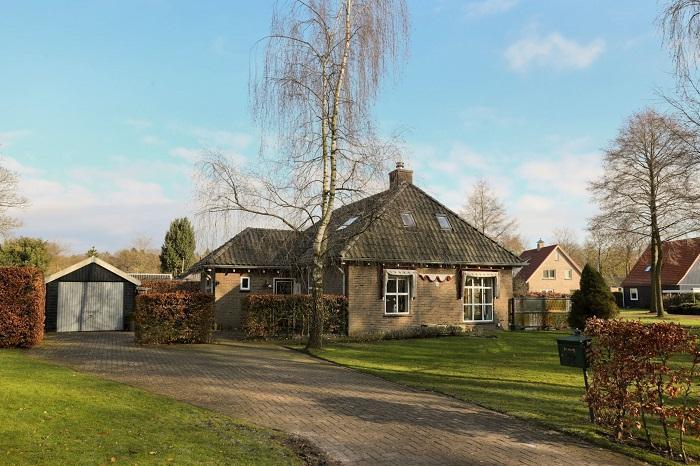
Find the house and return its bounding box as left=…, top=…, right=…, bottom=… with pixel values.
left=621, top=237, right=700, bottom=308
left=45, top=257, right=141, bottom=332
left=514, top=241, right=582, bottom=295
left=189, top=163, right=525, bottom=336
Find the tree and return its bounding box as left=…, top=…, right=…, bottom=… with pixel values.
left=568, top=264, right=618, bottom=330
left=197, top=0, right=409, bottom=349
left=590, top=109, right=700, bottom=316
left=461, top=179, right=520, bottom=248
left=86, top=246, right=99, bottom=257
left=160, top=217, right=196, bottom=275
left=551, top=227, right=585, bottom=267
left=0, top=237, right=51, bottom=272
left=0, top=163, right=27, bottom=238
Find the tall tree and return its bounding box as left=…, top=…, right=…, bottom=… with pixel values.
left=160, top=217, right=196, bottom=275
left=461, top=179, right=520, bottom=250
left=0, top=237, right=51, bottom=272
left=552, top=226, right=585, bottom=267
left=590, top=109, right=700, bottom=316
left=0, top=163, right=27, bottom=237
left=197, top=0, right=409, bottom=348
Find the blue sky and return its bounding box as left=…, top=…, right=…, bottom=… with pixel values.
left=0, top=0, right=674, bottom=253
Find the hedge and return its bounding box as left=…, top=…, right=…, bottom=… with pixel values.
left=140, top=280, right=200, bottom=293
left=0, top=267, right=45, bottom=348
left=133, top=291, right=215, bottom=344
left=242, top=294, right=347, bottom=338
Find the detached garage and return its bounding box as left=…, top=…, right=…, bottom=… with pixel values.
left=45, top=257, right=141, bottom=332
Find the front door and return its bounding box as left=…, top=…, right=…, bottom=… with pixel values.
left=274, top=278, right=294, bottom=295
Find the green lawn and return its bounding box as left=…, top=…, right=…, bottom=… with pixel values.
left=620, top=308, right=700, bottom=328
left=311, top=332, right=699, bottom=465
left=0, top=350, right=301, bottom=466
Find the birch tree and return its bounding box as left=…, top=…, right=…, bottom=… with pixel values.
left=0, top=163, right=27, bottom=237
left=589, top=109, right=700, bottom=316
left=197, top=0, right=409, bottom=348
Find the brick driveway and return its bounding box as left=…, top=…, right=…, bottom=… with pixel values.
left=30, top=333, right=639, bottom=465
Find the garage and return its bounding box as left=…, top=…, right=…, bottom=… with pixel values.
left=45, top=257, right=141, bottom=332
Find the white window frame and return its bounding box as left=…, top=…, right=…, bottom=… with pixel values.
left=543, top=269, right=556, bottom=280
left=240, top=275, right=251, bottom=291
left=385, top=275, right=411, bottom=315
left=273, top=278, right=294, bottom=295
left=630, top=288, right=639, bottom=301
left=463, top=276, right=495, bottom=322
left=400, top=212, right=416, bottom=228
left=435, top=214, right=451, bottom=230
left=564, top=269, right=573, bottom=280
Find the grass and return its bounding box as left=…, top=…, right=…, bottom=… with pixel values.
left=620, top=308, right=700, bottom=328
left=311, top=332, right=699, bottom=465
left=0, top=350, right=302, bottom=466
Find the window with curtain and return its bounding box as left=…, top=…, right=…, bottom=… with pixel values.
left=385, top=275, right=411, bottom=314
left=463, top=276, right=494, bottom=322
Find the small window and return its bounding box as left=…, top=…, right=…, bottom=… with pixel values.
left=564, top=269, right=573, bottom=280
left=630, top=288, right=639, bottom=301
left=543, top=269, right=556, bottom=280
left=337, top=216, right=358, bottom=230
left=644, top=265, right=651, bottom=272
left=435, top=214, right=451, bottom=230
left=400, top=212, right=416, bottom=228
left=385, top=275, right=411, bottom=314
left=240, top=276, right=250, bottom=291
left=555, top=251, right=560, bottom=261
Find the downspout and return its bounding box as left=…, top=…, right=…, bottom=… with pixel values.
left=337, top=265, right=346, bottom=296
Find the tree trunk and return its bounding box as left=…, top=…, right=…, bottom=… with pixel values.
left=307, top=255, right=325, bottom=349
left=650, top=229, right=665, bottom=317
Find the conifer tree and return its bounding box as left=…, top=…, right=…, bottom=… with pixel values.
left=159, top=217, right=196, bottom=275
left=569, top=264, right=618, bottom=330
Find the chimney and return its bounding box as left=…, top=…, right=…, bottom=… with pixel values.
left=536, top=239, right=544, bottom=250
left=389, top=161, right=413, bottom=189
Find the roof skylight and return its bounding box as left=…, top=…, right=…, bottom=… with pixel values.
left=436, top=214, right=451, bottom=230
left=644, top=265, right=651, bottom=272
left=401, top=212, right=416, bottom=228
left=337, top=216, right=358, bottom=230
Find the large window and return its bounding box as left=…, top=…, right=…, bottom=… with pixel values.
left=543, top=269, right=556, bottom=280
left=273, top=278, right=294, bottom=295
left=385, top=275, right=410, bottom=314
left=464, top=276, right=494, bottom=322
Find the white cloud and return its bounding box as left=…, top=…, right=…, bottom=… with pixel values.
left=171, top=147, right=202, bottom=162
left=505, top=31, right=605, bottom=71
left=0, top=130, right=31, bottom=149
left=519, top=152, right=601, bottom=196
left=141, top=135, right=161, bottom=145
left=192, top=128, right=252, bottom=150
left=464, top=0, right=517, bottom=18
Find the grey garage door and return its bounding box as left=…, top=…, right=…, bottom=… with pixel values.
left=57, top=282, right=124, bottom=332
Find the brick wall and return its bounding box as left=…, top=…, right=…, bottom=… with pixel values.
left=526, top=248, right=580, bottom=294
left=346, top=265, right=513, bottom=336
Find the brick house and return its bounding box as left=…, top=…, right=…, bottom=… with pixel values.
left=621, top=238, right=700, bottom=308
left=514, top=241, right=582, bottom=295
left=190, top=164, right=525, bottom=335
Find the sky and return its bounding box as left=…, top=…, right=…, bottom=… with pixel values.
left=0, top=0, right=676, bottom=253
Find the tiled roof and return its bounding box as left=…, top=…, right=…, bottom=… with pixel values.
left=190, top=227, right=298, bottom=269
left=515, top=245, right=558, bottom=282
left=621, top=238, right=700, bottom=287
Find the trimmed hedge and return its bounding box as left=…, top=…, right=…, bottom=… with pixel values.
left=140, top=280, right=200, bottom=293
left=668, top=303, right=700, bottom=315
left=243, top=294, right=347, bottom=338
left=134, top=291, right=215, bottom=344
left=0, top=267, right=45, bottom=348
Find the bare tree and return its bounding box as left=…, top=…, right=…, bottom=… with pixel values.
left=461, top=179, right=520, bottom=249
left=590, top=109, right=700, bottom=316
left=197, top=0, right=409, bottom=348
left=552, top=226, right=585, bottom=267
left=0, top=163, right=27, bottom=237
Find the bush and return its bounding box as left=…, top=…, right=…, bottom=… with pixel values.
left=0, top=267, right=45, bottom=348
left=381, top=325, right=464, bottom=340
left=140, top=280, right=200, bottom=293
left=134, top=291, right=215, bottom=344
left=243, top=294, right=347, bottom=338
left=668, top=303, right=700, bottom=315
left=568, top=264, right=617, bottom=330
left=585, top=318, right=700, bottom=461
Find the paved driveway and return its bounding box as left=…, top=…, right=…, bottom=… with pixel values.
left=30, top=333, right=639, bottom=465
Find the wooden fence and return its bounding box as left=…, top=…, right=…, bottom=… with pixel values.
left=508, top=297, right=571, bottom=330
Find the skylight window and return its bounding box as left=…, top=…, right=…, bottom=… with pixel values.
left=401, top=212, right=416, bottom=228
left=644, top=265, right=651, bottom=272
left=436, top=214, right=451, bottom=230
left=337, top=216, right=358, bottom=230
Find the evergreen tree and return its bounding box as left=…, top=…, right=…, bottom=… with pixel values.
left=86, top=246, right=99, bottom=257
left=159, top=217, right=196, bottom=275
left=0, top=237, right=51, bottom=272
left=569, top=263, right=618, bottom=330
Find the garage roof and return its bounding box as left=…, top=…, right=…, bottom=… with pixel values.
left=45, top=257, right=142, bottom=286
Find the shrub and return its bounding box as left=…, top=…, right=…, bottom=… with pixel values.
left=668, top=303, right=700, bottom=315
left=381, top=325, right=464, bottom=340
left=134, top=291, right=215, bottom=344
left=568, top=264, right=617, bottom=330
left=585, top=318, right=700, bottom=462
left=140, top=280, right=200, bottom=294
left=0, top=267, right=45, bottom=348
left=242, top=294, right=347, bottom=338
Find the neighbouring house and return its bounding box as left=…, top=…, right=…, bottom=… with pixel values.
left=189, top=163, right=525, bottom=336
left=45, top=257, right=141, bottom=332
left=514, top=241, right=582, bottom=295
left=621, top=237, right=700, bottom=308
